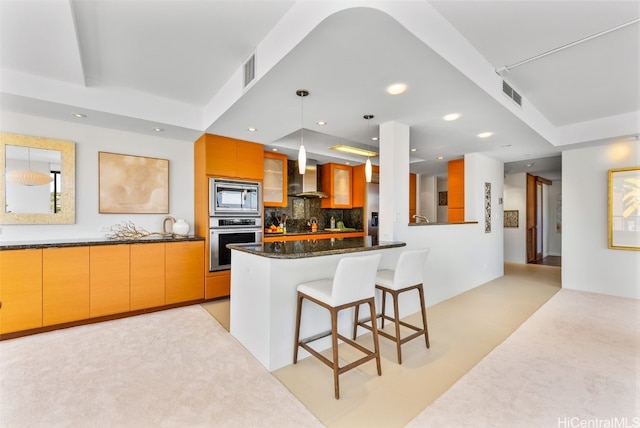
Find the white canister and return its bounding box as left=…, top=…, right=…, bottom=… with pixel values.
left=173, top=219, right=190, bottom=236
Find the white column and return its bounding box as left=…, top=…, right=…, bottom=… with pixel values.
left=379, top=121, right=410, bottom=242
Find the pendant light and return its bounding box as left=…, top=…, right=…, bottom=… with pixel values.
left=6, top=148, right=53, bottom=186
left=296, top=89, right=309, bottom=175
left=364, top=114, right=374, bottom=183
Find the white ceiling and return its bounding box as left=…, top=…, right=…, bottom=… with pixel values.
left=1, top=1, right=639, bottom=182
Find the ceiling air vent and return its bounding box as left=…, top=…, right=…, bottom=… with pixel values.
left=243, top=53, right=256, bottom=89
left=502, top=80, right=522, bottom=107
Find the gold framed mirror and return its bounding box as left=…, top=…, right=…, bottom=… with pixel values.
left=0, top=132, right=75, bottom=224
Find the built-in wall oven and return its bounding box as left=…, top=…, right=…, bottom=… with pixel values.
left=209, top=178, right=263, bottom=272
left=209, top=216, right=263, bottom=271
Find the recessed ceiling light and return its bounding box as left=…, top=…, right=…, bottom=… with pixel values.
left=248, top=127, right=257, bottom=132
left=477, top=132, right=493, bottom=138
left=437, top=156, right=444, bottom=160
left=526, top=162, right=535, bottom=167
left=371, top=137, right=379, bottom=141
left=152, top=127, right=164, bottom=132
left=345, top=161, right=351, bottom=165
left=443, top=113, right=460, bottom=121
left=271, top=148, right=278, bottom=152
left=386, top=83, right=407, bottom=95
left=410, top=148, right=417, bottom=152
left=317, top=121, right=327, bottom=126
left=72, top=113, right=86, bottom=118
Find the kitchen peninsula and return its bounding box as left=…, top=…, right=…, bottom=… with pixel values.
left=227, top=236, right=405, bottom=371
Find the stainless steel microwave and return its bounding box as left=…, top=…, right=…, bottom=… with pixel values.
left=209, top=178, right=261, bottom=217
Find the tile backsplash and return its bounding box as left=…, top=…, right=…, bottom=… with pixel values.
left=265, top=199, right=363, bottom=233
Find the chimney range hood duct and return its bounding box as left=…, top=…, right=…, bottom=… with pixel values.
left=288, top=159, right=328, bottom=198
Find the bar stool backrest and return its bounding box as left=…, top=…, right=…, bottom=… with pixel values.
left=393, top=248, right=431, bottom=288
left=331, top=253, right=381, bottom=306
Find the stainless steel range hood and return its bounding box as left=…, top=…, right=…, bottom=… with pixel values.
left=288, top=159, right=328, bottom=198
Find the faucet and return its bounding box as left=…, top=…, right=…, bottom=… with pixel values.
left=413, top=214, right=429, bottom=223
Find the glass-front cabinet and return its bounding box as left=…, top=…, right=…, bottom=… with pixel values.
left=321, top=163, right=352, bottom=209
left=263, top=152, right=288, bottom=207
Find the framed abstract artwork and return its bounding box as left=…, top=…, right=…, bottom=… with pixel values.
left=504, top=210, right=519, bottom=228
left=99, top=152, right=169, bottom=214
left=608, top=166, right=640, bottom=250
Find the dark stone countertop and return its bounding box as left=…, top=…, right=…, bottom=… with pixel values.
left=0, top=235, right=205, bottom=251
left=227, top=236, right=405, bottom=259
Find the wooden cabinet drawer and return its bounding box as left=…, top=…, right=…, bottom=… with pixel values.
left=90, top=245, right=130, bottom=318
left=43, top=247, right=90, bottom=326
left=0, top=249, right=43, bottom=334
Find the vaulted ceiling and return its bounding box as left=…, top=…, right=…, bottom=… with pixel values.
left=1, top=1, right=638, bottom=181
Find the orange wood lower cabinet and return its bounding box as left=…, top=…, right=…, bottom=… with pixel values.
left=90, top=245, right=130, bottom=318
left=0, top=249, right=43, bottom=334
left=205, top=270, right=230, bottom=299
left=130, top=242, right=165, bottom=311
left=165, top=241, right=204, bottom=304
left=43, top=246, right=90, bottom=326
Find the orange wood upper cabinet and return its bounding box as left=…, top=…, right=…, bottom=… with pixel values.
left=130, top=242, right=165, bottom=311
left=448, top=159, right=464, bottom=222
left=195, top=133, right=263, bottom=180
left=0, top=249, right=43, bottom=334
left=351, top=164, right=379, bottom=208
left=43, top=246, right=90, bottom=326
left=409, top=173, right=417, bottom=222
left=90, top=245, right=130, bottom=318
left=321, top=163, right=352, bottom=209
left=263, top=151, right=288, bottom=207
left=165, top=241, right=204, bottom=304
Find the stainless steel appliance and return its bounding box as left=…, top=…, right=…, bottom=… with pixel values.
left=209, top=216, right=262, bottom=271
left=364, top=171, right=379, bottom=238
left=210, top=178, right=261, bottom=217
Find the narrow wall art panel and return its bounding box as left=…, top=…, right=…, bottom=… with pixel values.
left=485, top=182, right=491, bottom=233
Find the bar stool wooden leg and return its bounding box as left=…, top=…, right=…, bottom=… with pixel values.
left=381, top=289, right=387, bottom=329
left=391, top=289, right=403, bottom=364
left=418, top=285, right=430, bottom=348
left=293, top=292, right=304, bottom=364
left=368, top=298, right=382, bottom=376
left=352, top=303, right=361, bottom=340
left=330, top=307, right=340, bottom=399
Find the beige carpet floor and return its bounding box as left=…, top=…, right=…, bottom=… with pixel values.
left=407, top=288, right=640, bottom=427
left=0, top=305, right=322, bottom=428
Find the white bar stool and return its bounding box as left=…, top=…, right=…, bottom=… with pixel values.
left=353, top=248, right=431, bottom=364
left=293, top=253, right=382, bottom=399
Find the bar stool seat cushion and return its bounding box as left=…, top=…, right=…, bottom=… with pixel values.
left=297, top=279, right=333, bottom=305
left=374, top=269, right=395, bottom=289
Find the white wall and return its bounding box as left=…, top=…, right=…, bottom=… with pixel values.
left=0, top=112, right=195, bottom=242
left=418, top=174, right=437, bottom=222
left=563, top=141, right=640, bottom=299
left=547, top=180, right=562, bottom=256
left=503, top=173, right=527, bottom=263
left=400, top=153, right=505, bottom=306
